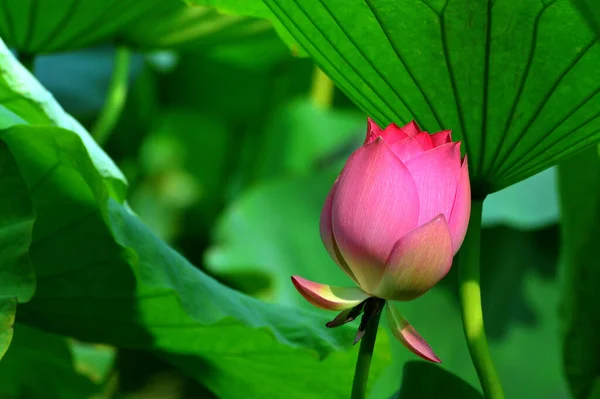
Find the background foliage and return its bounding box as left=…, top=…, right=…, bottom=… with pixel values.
left=0, top=0, right=598, bottom=398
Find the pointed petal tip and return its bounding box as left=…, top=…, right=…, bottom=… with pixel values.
left=400, top=120, right=422, bottom=137
left=386, top=304, right=441, bottom=363
left=365, top=117, right=383, bottom=144
left=291, top=276, right=370, bottom=311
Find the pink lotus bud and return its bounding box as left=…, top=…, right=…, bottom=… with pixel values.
left=292, top=119, right=471, bottom=362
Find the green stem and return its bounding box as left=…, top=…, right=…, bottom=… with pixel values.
left=18, top=52, right=35, bottom=74
left=310, top=66, right=334, bottom=109
left=459, top=198, right=504, bottom=399
left=350, top=308, right=381, bottom=399
left=92, top=46, right=131, bottom=146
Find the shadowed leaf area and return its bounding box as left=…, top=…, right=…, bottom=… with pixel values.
left=394, top=361, right=483, bottom=399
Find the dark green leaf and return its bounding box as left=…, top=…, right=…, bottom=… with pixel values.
left=263, top=0, right=600, bottom=194
left=0, top=0, right=164, bottom=53
left=394, top=361, right=482, bottom=399
left=0, top=324, right=98, bottom=399
left=0, top=142, right=35, bottom=360
left=572, top=0, right=600, bottom=37
left=557, top=147, right=600, bottom=399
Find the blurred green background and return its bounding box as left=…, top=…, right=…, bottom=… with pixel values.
left=2, top=1, right=600, bottom=398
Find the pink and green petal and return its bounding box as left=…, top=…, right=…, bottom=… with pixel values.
left=405, top=142, right=462, bottom=225
left=430, top=130, right=452, bottom=147
left=372, top=215, right=453, bottom=301
left=386, top=303, right=440, bottom=363
left=332, top=138, right=420, bottom=293
left=448, top=156, right=471, bottom=254
left=291, top=276, right=370, bottom=311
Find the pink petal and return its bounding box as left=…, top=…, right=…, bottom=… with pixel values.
left=430, top=130, right=452, bottom=147
left=447, top=156, right=471, bottom=254
left=332, top=138, right=420, bottom=293
left=388, top=136, right=425, bottom=163
left=386, top=303, right=441, bottom=363
left=412, top=132, right=434, bottom=151
left=372, top=215, right=453, bottom=301
left=400, top=120, right=422, bottom=137
left=291, top=276, right=370, bottom=311
left=379, top=123, right=409, bottom=145
left=320, top=181, right=359, bottom=283
left=405, top=142, right=462, bottom=225
left=363, top=117, right=383, bottom=144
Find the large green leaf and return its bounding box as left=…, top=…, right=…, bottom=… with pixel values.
left=263, top=0, right=600, bottom=194
left=0, top=142, right=35, bottom=360
left=0, top=38, right=126, bottom=197
left=0, top=0, right=165, bottom=53
left=557, top=147, right=600, bottom=399
left=0, top=324, right=99, bottom=399
left=0, top=124, right=389, bottom=398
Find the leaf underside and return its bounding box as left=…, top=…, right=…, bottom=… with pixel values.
left=263, top=0, right=600, bottom=194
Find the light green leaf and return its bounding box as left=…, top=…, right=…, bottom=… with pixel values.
left=0, top=299, right=16, bottom=361
left=0, top=38, right=126, bottom=198
left=0, top=324, right=99, bottom=399
left=0, top=142, right=35, bottom=360
left=557, top=147, right=600, bottom=399
left=1, top=124, right=389, bottom=398
left=263, top=0, right=600, bottom=194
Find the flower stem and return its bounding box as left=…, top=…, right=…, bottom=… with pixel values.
left=459, top=198, right=504, bottom=399
left=310, top=66, right=334, bottom=110
left=350, top=303, right=382, bottom=399
left=92, top=45, right=131, bottom=146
